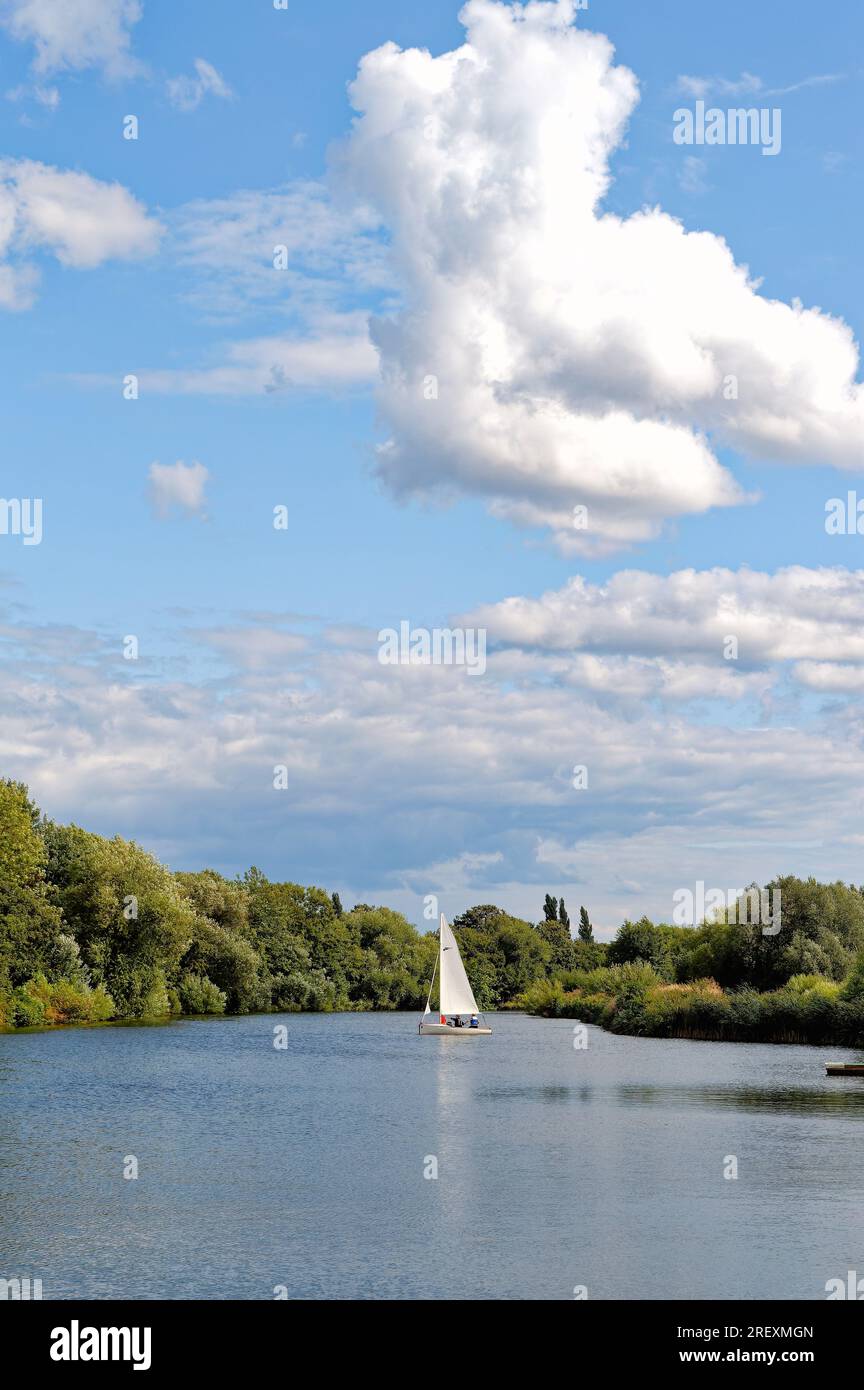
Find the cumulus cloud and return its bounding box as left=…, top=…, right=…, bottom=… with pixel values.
left=467, top=566, right=864, bottom=666
left=2, top=595, right=863, bottom=932
left=0, top=0, right=143, bottom=78
left=148, top=460, right=209, bottom=519
left=336, top=0, right=863, bottom=551
left=0, top=157, right=162, bottom=307
left=166, top=58, right=233, bottom=112
left=792, top=661, right=864, bottom=693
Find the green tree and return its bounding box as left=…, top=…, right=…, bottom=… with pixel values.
left=558, top=898, right=570, bottom=930
left=174, top=870, right=267, bottom=1013
left=607, top=917, right=690, bottom=981
left=578, top=906, right=594, bottom=942
left=44, top=822, right=198, bottom=1017
left=454, top=905, right=551, bottom=1005
left=675, top=878, right=864, bottom=990
left=344, top=905, right=433, bottom=1009
left=543, top=894, right=558, bottom=922
left=0, top=780, right=64, bottom=991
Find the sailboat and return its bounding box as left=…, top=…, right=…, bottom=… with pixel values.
left=419, top=914, right=492, bottom=1035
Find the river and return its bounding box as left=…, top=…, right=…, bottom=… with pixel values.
left=2, top=1010, right=864, bottom=1299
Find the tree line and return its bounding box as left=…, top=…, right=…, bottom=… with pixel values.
left=0, top=778, right=600, bottom=1029
left=520, top=880, right=864, bottom=1045
left=7, top=775, right=864, bottom=1043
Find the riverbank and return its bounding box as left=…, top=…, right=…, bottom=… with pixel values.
left=517, top=965, right=864, bottom=1046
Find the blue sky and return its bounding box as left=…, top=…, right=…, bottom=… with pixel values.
left=1, top=0, right=862, bottom=934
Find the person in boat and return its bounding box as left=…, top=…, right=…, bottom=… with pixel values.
left=453, top=1016, right=463, bottom=1028
left=469, top=1014, right=479, bottom=1028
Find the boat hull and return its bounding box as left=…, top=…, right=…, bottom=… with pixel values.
left=419, top=1022, right=492, bottom=1036
left=826, top=1063, right=864, bottom=1075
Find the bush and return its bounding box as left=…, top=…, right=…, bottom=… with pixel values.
left=270, top=969, right=339, bottom=1012
left=177, top=972, right=227, bottom=1015
left=87, top=985, right=115, bottom=1021
left=11, top=982, right=47, bottom=1027
left=610, top=978, right=652, bottom=1035
left=9, top=974, right=115, bottom=1026
left=571, top=992, right=615, bottom=1026
left=45, top=979, right=100, bottom=1023
left=787, top=973, right=841, bottom=999
left=516, top=978, right=568, bottom=1016
left=841, top=952, right=864, bottom=1002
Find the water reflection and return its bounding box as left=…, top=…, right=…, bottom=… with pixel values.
left=477, top=1079, right=864, bottom=1114
left=613, top=1083, right=864, bottom=1114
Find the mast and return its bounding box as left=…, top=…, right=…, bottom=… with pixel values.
left=439, top=912, right=445, bottom=1017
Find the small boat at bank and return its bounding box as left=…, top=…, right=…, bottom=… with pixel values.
left=419, top=914, right=492, bottom=1036
left=826, top=1063, right=864, bottom=1075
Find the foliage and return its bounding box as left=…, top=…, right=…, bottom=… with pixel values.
left=177, top=972, right=227, bottom=1015
left=6, top=777, right=864, bottom=1044
left=0, top=780, right=65, bottom=991
left=519, top=956, right=864, bottom=1047
left=7, top=974, right=115, bottom=1028
left=43, top=822, right=198, bottom=1018
left=453, top=905, right=551, bottom=1007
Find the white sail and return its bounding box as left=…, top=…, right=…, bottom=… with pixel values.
left=438, top=914, right=479, bottom=1016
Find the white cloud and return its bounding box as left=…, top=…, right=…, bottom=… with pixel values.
left=676, top=71, right=764, bottom=101
left=337, top=0, right=863, bottom=551
left=148, top=460, right=209, bottom=519
left=397, top=849, right=505, bottom=894
left=166, top=58, right=233, bottom=113
left=195, top=627, right=308, bottom=671
left=70, top=182, right=389, bottom=394
left=0, top=0, right=142, bottom=78
left=466, top=566, right=864, bottom=665
left=136, top=324, right=378, bottom=396
left=792, top=662, right=864, bottom=694
left=2, top=596, right=864, bottom=933
left=5, top=80, right=59, bottom=106
left=169, top=182, right=392, bottom=319
left=0, top=157, right=162, bottom=306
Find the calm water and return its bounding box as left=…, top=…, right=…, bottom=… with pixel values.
left=3, top=1011, right=864, bottom=1300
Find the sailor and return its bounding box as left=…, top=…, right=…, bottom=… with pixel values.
left=469, top=1014, right=479, bottom=1028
